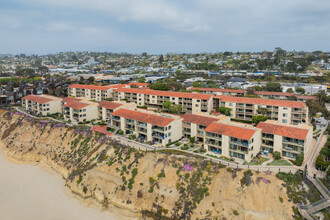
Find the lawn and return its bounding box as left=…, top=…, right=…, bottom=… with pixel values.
left=244, top=157, right=270, bottom=165
left=267, top=159, right=292, bottom=166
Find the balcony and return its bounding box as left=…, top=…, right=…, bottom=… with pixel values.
left=152, top=132, right=164, bottom=139
left=230, top=140, right=249, bottom=147
left=137, top=122, right=147, bottom=128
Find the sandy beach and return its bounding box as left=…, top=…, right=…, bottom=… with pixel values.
left=0, top=150, right=120, bottom=220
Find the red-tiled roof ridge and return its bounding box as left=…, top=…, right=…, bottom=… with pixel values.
left=214, top=95, right=306, bottom=108
left=112, top=108, right=174, bottom=127
left=115, top=88, right=212, bottom=100
left=190, top=87, right=245, bottom=93
left=181, top=113, right=219, bottom=127
left=99, top=101, right=123, bottom=110
left=62, top=97, right=81, bottom=103
left=254, top=91, right=295, bottom=96
left=205, top=122, right=258, bottom=140
left=128, top=82, right=148, bottom=87
left=64, top=101, right=89, bottom=110
left=22, top=95, right=52, bottom=104
left=256, top=122, right=309, bottom=140
left=68, top=84, right=112, bottom=91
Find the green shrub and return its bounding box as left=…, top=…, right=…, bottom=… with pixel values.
left=279, top=196, right=283, bottom=203
left=273, top=151, right=281, bottom=160
left=294, top=153, right=304, bottom=166
left=233, top=210, right=239, bottom=215
left=117, top=130, right=124, bottom=135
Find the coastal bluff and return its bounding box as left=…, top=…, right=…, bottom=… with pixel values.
left=0, top=110, right=294, bottom=219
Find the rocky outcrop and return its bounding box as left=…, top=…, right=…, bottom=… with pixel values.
left=0, top=110, right=294, bottom=219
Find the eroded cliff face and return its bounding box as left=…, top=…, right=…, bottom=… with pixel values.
left=0, top=110, right=294, bottom=219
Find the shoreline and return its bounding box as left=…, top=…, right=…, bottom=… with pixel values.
left=0, top=143, right=138, bottom=220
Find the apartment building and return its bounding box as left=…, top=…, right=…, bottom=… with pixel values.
left=108, top=108, right=182, bottom=146
left=98, top=101, right=136, bottom=121
left=204, top=122, right=261, bottom=162
left=188, top=87, right=245, bottom=96
left=214, top=95, right=309, bottom=125
left=181, top=113, right=230, bottom=142
left=62, top=97, right=99, bottom=122
left=254, top=91, right=317, bottom=102
left=68, top=84, right=118, bottom=101
left=114, top=88, right=213, bottom=113
left=256, top=120, right=313, bottom=159
left=22, top=94, right=62, bottom=116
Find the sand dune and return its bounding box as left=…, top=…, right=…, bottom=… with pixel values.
left=0, top=151, right=119, bottom=220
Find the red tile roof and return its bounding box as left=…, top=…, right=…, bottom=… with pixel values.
left=62, top=97, right=81, bottom=103
left=254, top=91, right=295, bottom=96
left=296, top=95, right=317, bottom=100
left=64, top=101, right=89, bottom=110
left=112, top=108, right=174, bottom=127
left=109, top=84, right=127, bottom=89
left=92, top=126, right=113, bottom=136
left=22, top=95, right=52, bottom=104
left=215, top=95, right=306, bottom=108
left=68, top=84, right=112, bottom=91
left=116, top=88, right=212, bottom=100
left=181, top=113, right=219, bottom=127
left=98, top=101, right=123, bottom=110
left=205, top=122, right=258, bottom=140
left=128, top=82, right=148, bottom=87
left=190, top=87, right=245, bottom=93
left=256, top=122, right=309, bottom=140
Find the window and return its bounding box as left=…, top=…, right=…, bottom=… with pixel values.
left=283, top=113, right=287, bottom=117
left=168, top=125, right=171, bottom=129
left=283, top=107, right=288, bottom=110
left=83, top=109, right=86, bottom=112
left=197, top=100, right=200, bottom=102
left=168, top=132, right=171, bottom=137
left=172, top=97, right=175, bottom=100
left=229, top=103, right=233, bottom=106
left=152, top=96, right=155, bottom=98
left=195, top=104, right=199, bottom=107
left=282, top=119, right=287, bottom=123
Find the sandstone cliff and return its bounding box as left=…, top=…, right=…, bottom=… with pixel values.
left=0, top=110, right=294, bottom=219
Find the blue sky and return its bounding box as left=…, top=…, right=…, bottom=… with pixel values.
left=0, top=0, right=329, bottom=54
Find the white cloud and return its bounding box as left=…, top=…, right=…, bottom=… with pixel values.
left=17, top=0, right=211, bottom=32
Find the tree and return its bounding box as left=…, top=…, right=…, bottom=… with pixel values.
left=286, top=88, right=294, bottom=93
left=79, top=76, right=84, bottom=84
left=288, top=95, right=298, bottom=101
left=252, top=115, right=268, bottom=124
left=87, top=76, right=95, bottom=84
left=257, top=108, right=269, bottom=116
left=295, top=87, right=305, bottom=94
left=264, top=82, right=282, bottom=92
left=159, top=55, right=164, bottom=64
left=254, top=85, right=262, bottom=91
left=38, top=66, right=49, bottom=73
left=294, top=153, right=304, bottom=166
left=317, top=90, right=327, bottom=106
left=246, top=87, right=255, bottom=95
left=273, top=151, right=281, bottom=160
left=138, top=77, right=146, bottom=83
left=192, top=81, right=206, bottom=88
left=217, top=107, right=231, bottom=116
left=163, top=101, right=171, bottom=109
left=149, top=82, right=169, bottom=91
